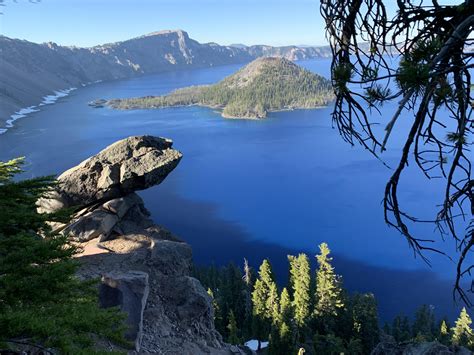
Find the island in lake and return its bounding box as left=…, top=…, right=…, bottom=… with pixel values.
left=105, top=57, right=335, bottom=119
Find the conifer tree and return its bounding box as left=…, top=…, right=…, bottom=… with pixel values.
left=346, top=338, right=364, bottom=354
left=288, top=253, right=311, bottom=332
left=351, top=293, right=379, bottom=353
left=268, top=287, right=295, bottom=355
left=314, top=243, right=344, bottom=326
left=438, top=319, right=450, bottom=345
left=252, top=259, right=277, bottom=349
left=207, top=287, right=220, bottom=323
left=452, top=307, right=474, bottom=348
left=268, top=282, right=280, bottom=324
left=279, top=287, right=295, bottom=354
left=242, top=258, right=254, bottom=339
left=412, top=304, right=436, bottom=341
left=391, top=315, right=411, bottom=342
left=280, top=287, right=293, bottom=325
left=313, top=333, right=345, bottom=355
left=227, top=310, right=241, bottom=345
left=0, top=158, right=125, bottom=353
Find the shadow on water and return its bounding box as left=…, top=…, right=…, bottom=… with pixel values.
left=142, top=185, right=461, bottom=323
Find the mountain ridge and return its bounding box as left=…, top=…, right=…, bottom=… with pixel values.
left=0, top=30, right=332, bottom=132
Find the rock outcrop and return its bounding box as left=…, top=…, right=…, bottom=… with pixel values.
left=39, top=136, right=182, bottom=213
left=40, top=136, right=249, bottom=354
left=371, top=337, right=472, bottom=355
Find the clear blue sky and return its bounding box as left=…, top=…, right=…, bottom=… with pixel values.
left=0, top=0, right=328, bottom=47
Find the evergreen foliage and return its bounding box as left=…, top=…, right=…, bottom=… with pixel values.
left=251, top=259, right=277, bottom=347
left=390, top=315, right=412, bottom=342
left=452, top=307, right=474, bottom=348
left=412, top=304, right=436, bottom=341
left=438, top=319, right=451, bottom=345
left=350, top=293, right=379, bottom=353
left=288, top=253, right=311, bottom=333
left=227, top=310, right=241, bottom=345
left=0, top=158, right=126, bottom=353
left=314, top=243, right=344, bottom=323
left=195, top=244, right=463, bottom=354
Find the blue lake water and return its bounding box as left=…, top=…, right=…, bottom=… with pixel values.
left=0, top=59, right=462, bottom=321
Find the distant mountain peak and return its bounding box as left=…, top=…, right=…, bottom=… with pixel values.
left=142, top=29, right=188, bottom=38
left=229, top=43, right=248, bottom=49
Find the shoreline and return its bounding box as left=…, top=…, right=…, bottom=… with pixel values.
left=0, top=87, right=78, bottom=136
left=108, top=101, right=331, bottom=120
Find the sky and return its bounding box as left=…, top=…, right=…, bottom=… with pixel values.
left=0, top=0, right=328, bottom=47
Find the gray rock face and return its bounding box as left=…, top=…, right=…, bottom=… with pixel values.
left=39, top=136, right=182, bottom=212
left=40, top=136, right=247, bottom=354
left=371, top=339, right=472, bottom=355
left=100, top=271, right=150, bottom=352
left=63, top=193, right=153, bottom=242
left=79, top=234, right=237, bottom=354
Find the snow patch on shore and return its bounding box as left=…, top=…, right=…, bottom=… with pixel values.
left=39, top=87, right=77, bottom=106
left=0, top=87, right=77, bottom=135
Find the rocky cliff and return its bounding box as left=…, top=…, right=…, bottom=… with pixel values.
left=39, top=136, right=250, bottom=354
left=0, top=30, right=331, bottom=130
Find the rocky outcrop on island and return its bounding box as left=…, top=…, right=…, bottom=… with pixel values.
left=107, top=57, right=334, bottom=119
left=0, top=30, right=332, bottom=130
left=39, top=136, right=250, bottom=354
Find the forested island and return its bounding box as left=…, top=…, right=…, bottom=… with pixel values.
left=106, top=57, right=334, bottom=119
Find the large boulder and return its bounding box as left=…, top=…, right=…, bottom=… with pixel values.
left=39, top=136, right=182, bottom=212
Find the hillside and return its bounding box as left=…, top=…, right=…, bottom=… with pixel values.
left=107, top=57, right=334, bottom=118
left=0, top=30, right=332, bottom=130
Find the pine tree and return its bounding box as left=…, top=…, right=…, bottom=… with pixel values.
left=268, top=282, right=280, bottom=324
left=227, top=310, right=241, bottom=344
left=351, top=293, right=379, bottom=353
left=242, top=258, right=254, bottom=340
left=391, top=314, right=411, bottom=342
left=438, top=319, right=450, bottom=345
left=268, top=287, right=295, bottom=355
left=346, top=338, right=364, bottom=354
left=313, top=333, right=346, bottom=355
left=0, top=158, right=125, bottom=353
left=452, top=307, right=474, bottom=348
left=288, top=253, right=311, bottom=332
left=252, top=259, right=277, bottom=349
left=207, top=287, right=220, bottom=323
left=412, top=304, right=435, bottom=341
left=280, top=287, right=293, bottom=324
left=314, top=243, right=344, bottom=329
